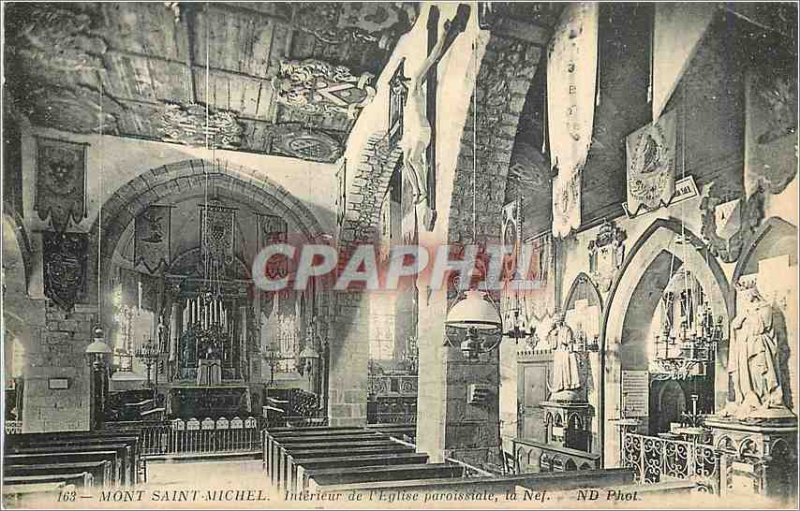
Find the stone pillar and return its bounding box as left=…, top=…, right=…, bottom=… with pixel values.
left=23, top=303, right=95, bottom=432
left=327, top=291, right=369, bottom=426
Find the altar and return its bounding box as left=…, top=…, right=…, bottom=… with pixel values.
left=197, top=359, right=222, bottom=386
left=167, top=385, right=252, bottom=419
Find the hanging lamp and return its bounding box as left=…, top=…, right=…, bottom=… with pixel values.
left=442, top=15, right=505, bottom=360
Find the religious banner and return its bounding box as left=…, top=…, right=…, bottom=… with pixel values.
left=652, top=3, right=716, bottom=121
left=547, top=2, right=599, bottom=237
left=625, top=109, right=677, bottom=215
left=42, top=231, right=87, bottom=311
left=200, top=202, right=236, bottom=267
left=258, top=214, right=289, bottom=280
left=744, top=65, right=798, bottom=198
left=134, top=205, right=172, bottom=273
left=34, top=137, right=87, bottom=232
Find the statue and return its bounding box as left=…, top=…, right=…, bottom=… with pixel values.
left=547, top=314, right=582, bottom=401
left=723, top=281, right=790, bottom=420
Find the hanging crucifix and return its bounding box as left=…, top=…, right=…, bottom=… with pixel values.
left=400, top=4, right=470, bottom=231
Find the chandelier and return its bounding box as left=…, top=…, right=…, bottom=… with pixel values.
left=651, top=270, right=723, bottom=381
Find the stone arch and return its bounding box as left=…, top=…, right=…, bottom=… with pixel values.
left=731, top=217, right=797, bottom=310
left=599, top=218, right=733, bottom=468
left=2, top=211, right=32, bottom=291
left=339, top=133, right=403, bottom=246
left=563, top=272, right=604, bottom=312
left=86, top=159, right=326, bottom=303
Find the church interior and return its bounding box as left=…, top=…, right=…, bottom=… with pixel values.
left=2, top=1, right=798, bottom=507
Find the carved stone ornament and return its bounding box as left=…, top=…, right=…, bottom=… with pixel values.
left=43, top=231, right=88, bottom=312
left=588, top=219, right=626, bottom=292
left=160, top=103, right=242, bottom=149
left=700, top=184, right=765, bottom=264
left=272, top=59, right=376, bottom=119
left=269, top=124, right=342, bottom=163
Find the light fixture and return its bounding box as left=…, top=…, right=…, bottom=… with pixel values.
left=445, top=290, right=503, bottom=360
left=85, top=325, right=112, bottom=369
left=134, top=337, right=160, bottom=387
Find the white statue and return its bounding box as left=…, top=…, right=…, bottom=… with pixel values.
left=723, top=281, right=789, bottom=420
left=547, top=314, right=582, bottom=399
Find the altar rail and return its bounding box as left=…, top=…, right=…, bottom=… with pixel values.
left=622, top=432, right=720, bottom=494
left=138, top=416, right=263, bottom=456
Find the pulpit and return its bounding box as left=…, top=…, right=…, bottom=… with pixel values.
left=197, top=359, right=222, bottom=386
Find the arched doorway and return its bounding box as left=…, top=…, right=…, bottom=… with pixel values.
left=85, top=160, right=330, bottom=422
left=600, top=219, right=732, bottom=467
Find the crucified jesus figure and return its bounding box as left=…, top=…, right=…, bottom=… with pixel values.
left=400, top=5, right=470, bottom=207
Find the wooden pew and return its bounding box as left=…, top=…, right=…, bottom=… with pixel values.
left=4, top=461, right=113, bottom=488
left=3, top=472, right=93, bottom=488
left=5, top=452, right=123, bottom=487
left=7, top=434, right=143, bottom=483
left=8, top=443, right=136, bottom=486
left=275, top=439, right=409, bottom=488
left=315, top=467, right=635, bottom=494
left=264, top=427, right=368, bottom=473
left=306, top=463, right=464, bottom=490
left=293, top=453, right=429, bottom=492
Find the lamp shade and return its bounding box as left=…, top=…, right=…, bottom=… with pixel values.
left=85, top=326, right=113, bottom=355
left=299, top=344, right=320, bottom=360
left=445, top=290, right=502, bottom=330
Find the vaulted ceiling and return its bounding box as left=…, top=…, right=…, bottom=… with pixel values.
left=4, top=2, right=418, bottom=162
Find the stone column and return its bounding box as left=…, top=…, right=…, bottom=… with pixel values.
left=23, top=303, right=95, bottom=432
left=327, top=290, right=369, bottom=426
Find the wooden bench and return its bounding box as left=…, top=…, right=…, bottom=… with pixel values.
left=264, top=427, right=369, bottom=472
left=270, top=437, right=406, bottom=487
left=276, top=443, right=414, bottom=489
left=306, top=463, right=464, bottom=490
left=315, top=467, right=635, bottom=494
left=6, top=434, right=143, bottom=484
left=5, top=451, right=124, bottom=487
left=290, top=452, right=430, bottom=492
left=8, top=442, right=137, bottom=486
left=4, top=461, right=113, bottom=488
left=3, top=472, right=93, bottom=488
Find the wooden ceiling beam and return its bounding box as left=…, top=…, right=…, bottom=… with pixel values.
left=104, top=48, right=274, bottom=84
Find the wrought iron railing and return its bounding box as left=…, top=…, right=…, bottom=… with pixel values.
left=5, top=420, right=22, bottom=434
left=622, top=432, right=720, bottom=494
left=138, top=416, right=262, bottom=456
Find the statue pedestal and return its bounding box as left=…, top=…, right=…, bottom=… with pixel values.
left=540, top=400, right=593, bottom=452
left=705, top=416, right=797, bottom=502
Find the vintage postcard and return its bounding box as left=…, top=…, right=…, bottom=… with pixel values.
left=1, top=1, right=798, bottom=510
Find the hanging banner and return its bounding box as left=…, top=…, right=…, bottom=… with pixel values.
left=547, top=2, right=599, bottom=237
left=134, top=205, right=172, bottom=273
left=34, top=137, right=87, bottom=232
left=200, top=202, right=236, bottom=267
left=258, top=214, right=289, bottom=280
left=652, top=3, right=716, bottom=121
left=625, top=109, right=677, bottom=215
left=744, top=66, right=798, bottom=198
left=42, top=231, right=87, bottom=311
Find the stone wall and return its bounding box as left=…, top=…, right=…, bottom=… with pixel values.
left=22, top=302, right=95, bottom=432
